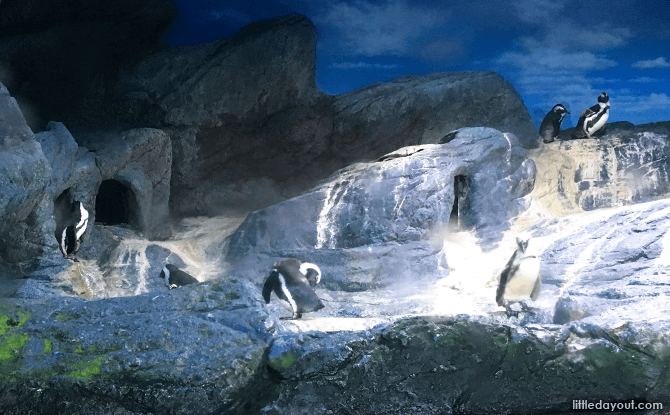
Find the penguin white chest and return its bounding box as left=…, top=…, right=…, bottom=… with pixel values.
left=587, top=110, right=609, bottom=136
left=504, top=256, right=541, bottom=301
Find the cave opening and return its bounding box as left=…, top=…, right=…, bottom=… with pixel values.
left=95, top=180, right=136, bottom=226
left=449, top=175, right=469, bottom=231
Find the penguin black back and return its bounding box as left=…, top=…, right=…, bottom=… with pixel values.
left=160, top=264, right=199, bottom=289
left=572, top=92, right=610, bottom=139
left=539, top=104, right=569, bottom=143
left=262, top=258, right=324, bottom=319
left=56, top=200, right=89, bottom=261
left=496, top=235, right=541, bottom=314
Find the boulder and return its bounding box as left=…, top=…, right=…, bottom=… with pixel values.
left=22, top=15, right=533, bottom=216
left=226, top=127, right=536, bottom=303
left=0, top=81, right=51, bottom=267
left=74, top=128, right=172, bottom=240
left=263, top=315, right=670, bottom=415
left=228, top=127, right=535, bottom=256
left=531, top=121, right=670, bottom=215
left=528, top=198, right=670, bottom=325
left=0, top=277, right=277, bottom=415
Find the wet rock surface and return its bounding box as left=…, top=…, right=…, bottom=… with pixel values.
left=533, top=121, right=670, bottom=214
left=0, top=278, right=277, bottom=415
left=2, top=10, right=670, bottom=415
left=0, top=82, right=51, bottom=267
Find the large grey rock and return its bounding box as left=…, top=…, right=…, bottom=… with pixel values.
left=1, top=11, right=538, bottom=216
left=35, top=121, right=101, bottom=239
left=0, top=81, right=51, bottom=266
left=75, top=128, right=172, bottom=239
left=526, top=198, right=670, bottom=326
left=46, top=15, right=533, bottom=216
left=223, top=127, right=535, bottom=321
left=0, top=277, right=277, bottom=415
left=228, top=127, right=535, bottom=259
left=263, top=316, right=670, bottom=415
left=532, top=121, right=670, bottom=214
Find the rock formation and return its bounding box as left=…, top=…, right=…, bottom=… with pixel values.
left=531, top=121, right=670, bottom=215
left=2, top=12, right=538, bottom=216
left=2, top=8, right=670, bottom=415
left=0, top=83, right=51, bottom=268
left=227, top=127, right=535, bottom=294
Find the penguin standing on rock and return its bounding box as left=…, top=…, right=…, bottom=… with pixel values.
left=159, top=264, right=199, bottom=289
left=262, top=258, right=324, bottom=320
left=572, top=92, right=610, bottom=139
left=57, top=201, right=89, bottom=262
left=539, top=104, right=570, bottom=143
left=496, top=234, right=541, bottom=316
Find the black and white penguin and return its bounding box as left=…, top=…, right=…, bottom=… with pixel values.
left=571, top=92, right=610, bottom=139
left=299, top=261, right=321, bottom=288
left=496, top=234, right=541, bottom=316
left=57, top=201, right=89, bottom=261
left=262, top=258, right=324, bottom=319
left=159, top=264, right=199, bottom=289
left=539, top=104, right=570, bottom=143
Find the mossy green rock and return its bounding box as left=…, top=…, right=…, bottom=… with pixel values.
left=0, top=279, right=276, bottom=415
left=263, top=316, right=670, bottom=415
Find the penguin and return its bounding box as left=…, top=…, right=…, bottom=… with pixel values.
left=159, top=264, right=199, bottom=289
left=496, top=234, right=541, bottom=316
left=539, top=104, right=570, bottom=143
left=571, top=92, right=610, bottom=139
left=299, top=261, right=322, bottom=288
left=57, top=201, right=89, bottom=262
left=262, top=258, right=324, bottom=319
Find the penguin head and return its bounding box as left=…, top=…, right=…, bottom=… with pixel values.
left=515, top=234, right=531, bottom=253
left=299, top=262, right=322, bottom=286
left=552, top=104, right=569, bottom=115
left=598, top=92, right=609, bottom=103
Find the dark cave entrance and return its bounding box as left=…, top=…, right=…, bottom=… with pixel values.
left=449, top=175, right=469, bottom=231
left=95, top=180, right=136, bottom=226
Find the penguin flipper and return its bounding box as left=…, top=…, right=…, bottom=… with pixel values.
left=285, top=280, right=324, bottom=313
left=262, top=271, right=279, bottom=304
left=496, top=252, right=518, bottom=306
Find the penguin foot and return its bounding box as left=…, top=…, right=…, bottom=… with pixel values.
left=280, top=312, right=303, bottom=320
left=519, top=302, right=539, bottom=314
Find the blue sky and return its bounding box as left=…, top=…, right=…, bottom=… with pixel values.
left=163, top=0, right=670, bottom=128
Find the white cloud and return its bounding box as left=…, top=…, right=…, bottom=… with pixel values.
left=629, top=77, right=658, bottom=83
left=521, top=22, right=630, bottom=52
left=617, top=93, right=669, bottom=113
left=317, top=1, right=445, bottom=56
left=512, top=0, right=567, bottom=24
left=330, top=61, right=400, bottom=70
left=498, top=48, right=617, bottom=71
left=632, top=57, right=670, bottom=69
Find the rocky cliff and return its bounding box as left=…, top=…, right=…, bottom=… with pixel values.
left=2, top=6, right=670, bottom=415
left=1, top=12, right=538, bottom=216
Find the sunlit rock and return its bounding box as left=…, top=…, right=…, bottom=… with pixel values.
left=531, top=121, right=670, bottom=215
